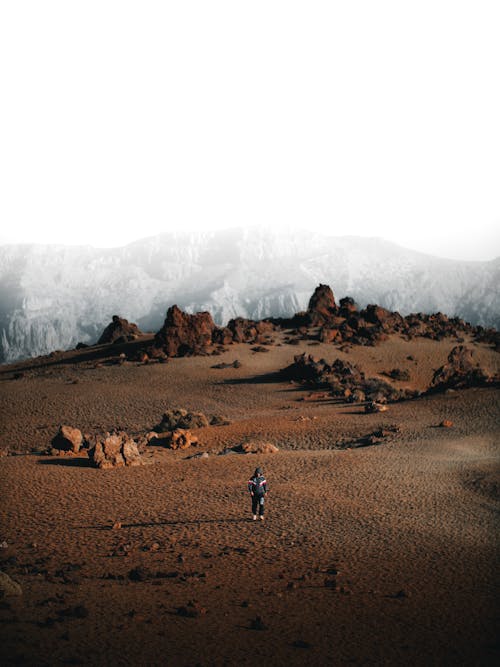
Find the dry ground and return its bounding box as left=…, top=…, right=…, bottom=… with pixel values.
left=0, top=334, right=499, bottom=666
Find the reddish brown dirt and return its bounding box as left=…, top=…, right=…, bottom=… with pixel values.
left=0, top=334, right=499, bottom=666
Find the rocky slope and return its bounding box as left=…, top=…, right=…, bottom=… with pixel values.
left=0, top=229, right=498, bottom=362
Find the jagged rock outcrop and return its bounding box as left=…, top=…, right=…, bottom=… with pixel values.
left=88, top=431, right=144, bottom=469
left=50, top=425, right=83, bottom=454
left=429, top=345, right=496, bottom=391
left=225, top=317, right=275, bottom=344
left=97, top=315, right=142, bottom=345
left=282, top=353, right=416, bottom=403
left=153, top=305, right=216, bottom=357
left=307, top=284, right=338, bottom=326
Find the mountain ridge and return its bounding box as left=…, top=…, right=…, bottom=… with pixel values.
left=0, top=229, right=498, bottom=362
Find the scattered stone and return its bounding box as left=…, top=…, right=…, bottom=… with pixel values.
left=439, top=419, right=453, bottom=428
left=0, top=571, right=22, bottom=597
left=51, top=426, right=83, bottom=454
left=112, top=522, right=122, bottom=530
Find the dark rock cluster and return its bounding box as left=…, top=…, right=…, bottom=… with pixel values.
left=90, top=284, right=498, bottom=363
left=429, top=345, right=498, bottom=392
left=282, top=353, right=418, bottom=404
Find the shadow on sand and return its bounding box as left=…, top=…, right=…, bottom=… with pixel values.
left=37, top=457, right=92, bottom=468
left=81, top=518, right=252, bottom=531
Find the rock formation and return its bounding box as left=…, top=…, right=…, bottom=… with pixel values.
left=307, top=284, right=337, bottom=326
left=282, top=353, right=416, bottom=403
left=88, top=431, right=144, bottom=469
left=225, top=318, right=275, bottom=344
left=153, top=305, right=216, bottom=357
left=97, top=315, right=142, bottom=345
left=429, top=345, right=496, bottom=391
left=154, top=409, right=210, bottom=431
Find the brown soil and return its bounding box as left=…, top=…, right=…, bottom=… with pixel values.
left=0, top=334, right=499, bottom=666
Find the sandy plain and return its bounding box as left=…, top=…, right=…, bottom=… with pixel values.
left=0, top=333, right=499, bottom=666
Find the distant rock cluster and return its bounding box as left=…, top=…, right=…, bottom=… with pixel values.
left=282, top=353, right=418, bottom=404
left=282, top=344, right=498, bottom=406
left=88, top=284, right=498, bottom=362
left=429, top=345, right=497, bottom=392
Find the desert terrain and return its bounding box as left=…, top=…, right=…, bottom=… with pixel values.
left=0, top=322, right=499, bottom=666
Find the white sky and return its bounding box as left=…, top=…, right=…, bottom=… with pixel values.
left=0, top=1, right=499, bottom=260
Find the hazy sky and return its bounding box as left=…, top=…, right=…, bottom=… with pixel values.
left=1, top=1, right=499, bottom=260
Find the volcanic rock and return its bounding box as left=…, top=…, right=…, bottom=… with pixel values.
left=430, top=346, right=495, bottom=391
left=165, top=429, right=199, bottom=450
left=154, top=409, right=209, bottom=431
left=97, top=315, right=142, bottom=345
left=307, top=284, right=338, bottom=326
left=51, top=425, right=83, bottom=454
left=88, top=431, right=144, bottom=469
left=339, top=296, right=358, bottom=317
left=154, top=305, right=216, bottom=357
left=240, top=441, right=279, bottom=454
left=226, top=318, right=275, bottom=344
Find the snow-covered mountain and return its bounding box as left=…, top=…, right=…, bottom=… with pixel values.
left=0, top=228, right=499, bottom=363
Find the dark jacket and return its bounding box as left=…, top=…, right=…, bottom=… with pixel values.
left=248, top=474, right=267, bottom=497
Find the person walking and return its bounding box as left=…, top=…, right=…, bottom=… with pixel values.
left=248, top=467, right=268, bottom=521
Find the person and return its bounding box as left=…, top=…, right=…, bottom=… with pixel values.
left=247, top=467, right=268, bottom=521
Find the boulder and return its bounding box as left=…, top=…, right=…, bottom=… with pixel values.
left=97, top=315, right=142, bottom=345
left=240, top=441, right=279, bottom=454
left=307, top=284, right=338, bottom=326
left=51, top=425, right=83, bottom=454
left=166, top=429, right=199, bottom=450
left=154, top=409, right=209, bottom=432
left=88, top=431, right=144, bottom=469
left=153, top=305, right=216, bottom=357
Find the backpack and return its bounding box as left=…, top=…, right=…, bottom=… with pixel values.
left=253, top=475, right=265, bottom=496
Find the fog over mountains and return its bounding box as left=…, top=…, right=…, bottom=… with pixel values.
left=0, top=229, right=499, bottom=363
